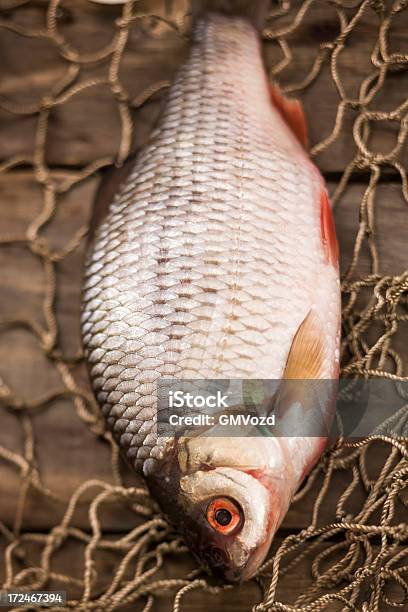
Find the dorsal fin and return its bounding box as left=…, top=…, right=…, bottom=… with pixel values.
left=283, top=310, right=326, bottom=380
left=269, top=83, right=308, bottom=149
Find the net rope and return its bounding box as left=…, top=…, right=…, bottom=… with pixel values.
left=0, top=0, right=407, bottom=610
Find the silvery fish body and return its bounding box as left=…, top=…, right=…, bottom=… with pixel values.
left=81, top=9, right=340, bottom=581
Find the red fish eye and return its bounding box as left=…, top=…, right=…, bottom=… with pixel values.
left=206, top=498, right=242, bottom=534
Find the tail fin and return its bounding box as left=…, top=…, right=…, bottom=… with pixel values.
left=191, top=0, right=270, bottom=31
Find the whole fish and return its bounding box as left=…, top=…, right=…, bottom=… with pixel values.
left=81, top=0, right=341, bottom=582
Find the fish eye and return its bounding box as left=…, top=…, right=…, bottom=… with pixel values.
left=206, top=497, right=243, bottom=534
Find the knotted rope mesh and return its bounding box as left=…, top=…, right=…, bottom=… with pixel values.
left=0, top=0, right=407, bottom=610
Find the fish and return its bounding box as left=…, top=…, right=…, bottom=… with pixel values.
left=81, top=0, right=341, bottom=583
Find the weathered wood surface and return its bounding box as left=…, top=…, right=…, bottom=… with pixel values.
left=0, top=538, right=403, bottom=612
left=0, top=1, right=407, bottom=172
left=0, top=172, right=407, bottom=532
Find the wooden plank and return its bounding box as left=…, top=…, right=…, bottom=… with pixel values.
left=0, top=1, right=407, bottom=171
left=334, top=179, right=408, bottom=366
left=0, top=538, right=404, bottom=611
left=0, top=172, right=407, bottom=533
left=263, top=1, right=408, bottom=173
left=0, top=0, right=188, bottom=167
left=0, top=170, right=143, bottom=532
left=334, top=181, right=408, bottom=278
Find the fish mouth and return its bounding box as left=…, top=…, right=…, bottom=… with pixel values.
left=237, top=538, right=271, bottom=582
left=198, top=527, right=273, bottom=583
left=201, top=546, right=243, bottom=582
left=199, top=550, right=252, bottom=583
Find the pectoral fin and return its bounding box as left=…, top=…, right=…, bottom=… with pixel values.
left=269, top=311, right=334, bottom=437
left=283, top=310, right=326, bottom=380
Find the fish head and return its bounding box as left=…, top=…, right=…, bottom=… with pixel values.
left=145, top=436, right=290, bottom=582
left=176, top=465, right=277, bottom=581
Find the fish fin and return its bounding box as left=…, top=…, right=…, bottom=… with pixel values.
left=320, top=188, right=339, bottom=266
left=283, top=310, right=326, bottom=380
left=269, top=83, right=308, bottom=149
left=270, top=311, right=336, bottom=437
left=191, top=0, right=270, bottom=30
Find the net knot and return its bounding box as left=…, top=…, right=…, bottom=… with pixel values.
left=115, top=16, right=132, bottom=29
left=346, top=99, right=362, bottom=112
left=354, top=155, right=370, bottom=170
left=41, top=331, right=56, bottom=354
left=370, top=0, right=385, bottom=14
left=33, top=168, right=50, bottom=185
left=40, top=96, right=55, bottom=111
left=0, top=397, right=22, bottom=413
left=111, top=84, right=129, bottom=103
left=354, top=566, right=373, bottom=580
left=396, top=0, right=408, bottom=11
left=392, top=523, right=408, bottom=540
left=303, top=525, right=316, bottom=536
left=321, top=41, right=336, bottom=52
left=29, top=238, right=51, bottom=259
left=50, top=526, right=68, bottom=547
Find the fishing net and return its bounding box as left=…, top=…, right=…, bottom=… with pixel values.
left=0, top=0, right=407, bottom=610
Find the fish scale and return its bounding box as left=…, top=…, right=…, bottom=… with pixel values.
left=82, top=15, right=339, bottom=472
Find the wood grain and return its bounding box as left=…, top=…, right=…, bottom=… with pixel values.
left=0, top=538, right=403, bottom=611
left=0, top=1, right=407, bottom=171
left=0, top=172, right=406, bottom=532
